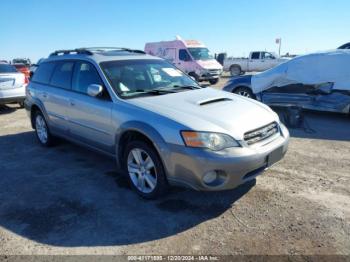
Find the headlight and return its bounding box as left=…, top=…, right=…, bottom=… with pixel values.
left=181, top=131, right=240, bottom=151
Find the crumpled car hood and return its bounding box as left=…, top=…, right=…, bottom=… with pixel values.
left=251, top=50, right=350, bottom=94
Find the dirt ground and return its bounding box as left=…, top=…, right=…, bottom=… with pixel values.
left=0, top=77, right=349, bottom=256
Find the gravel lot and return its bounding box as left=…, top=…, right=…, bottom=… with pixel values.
left=0, top=77, right=349, bottom=256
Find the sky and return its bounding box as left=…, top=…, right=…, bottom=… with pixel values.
left=1, top=0, right=350, bottom=62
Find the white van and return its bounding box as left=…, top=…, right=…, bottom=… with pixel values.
left=145, top=37, right=223, bottom=85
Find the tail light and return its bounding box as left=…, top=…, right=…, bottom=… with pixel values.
left=25, top=76, right=29, bottom=84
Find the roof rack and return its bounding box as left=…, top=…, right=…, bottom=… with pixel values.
left=49, top=47, right=145, bottom=57
left=85, top=47, right=146, bottom=54
left=49, top=48, right=93, bottom=57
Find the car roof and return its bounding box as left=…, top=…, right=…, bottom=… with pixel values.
left=43, top=47, right=162, bottom=64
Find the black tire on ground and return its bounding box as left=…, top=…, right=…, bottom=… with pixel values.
left=230, top=65, right=242, bottom=76
left=209, top=78, right=219, bottom=85
left=233, top=87, right=255, bottom=99
left=188, top=72, right=199, bottom=82
left=122, top=140, right=168, bottom=199
left=34, top=110, right=54, bottom=147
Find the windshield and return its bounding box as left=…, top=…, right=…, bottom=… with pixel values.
left=188, top=48, right=214, bottom=61
left=100, top=59, right=200, bottom=98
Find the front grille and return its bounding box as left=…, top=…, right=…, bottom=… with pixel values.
left=244, top=122, right=279, bottom=145
left=208, top=69, right=220, bottom=75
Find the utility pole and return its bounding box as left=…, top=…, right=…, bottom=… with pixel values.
left=276, top=38, right=282, bottom=57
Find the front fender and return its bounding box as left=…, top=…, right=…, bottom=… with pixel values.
left=114, top=121, right=171, bottom=170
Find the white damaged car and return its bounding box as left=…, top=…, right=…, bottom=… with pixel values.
left=223, top=50, right=350, bottom=114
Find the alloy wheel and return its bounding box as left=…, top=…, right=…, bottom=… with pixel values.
left=127, top=148, right=157, bottom=194
left=35, top=114, right=48, bottom=144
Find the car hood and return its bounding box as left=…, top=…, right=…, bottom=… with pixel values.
left=128, top=88, right=278, bottom=140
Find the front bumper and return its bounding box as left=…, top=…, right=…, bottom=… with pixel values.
left=197, top=69, right=223, bottom=81
left=199, top=74, right=220, bottom=81
left=164, top=124, right=289, bottom=191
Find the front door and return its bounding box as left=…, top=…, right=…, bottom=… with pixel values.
left=177, top=49, right=193, bottom=74
left=67, top=61, right=114, bottom=153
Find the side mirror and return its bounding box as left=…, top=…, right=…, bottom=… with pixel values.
left=87, top=84, right=103, bottom=97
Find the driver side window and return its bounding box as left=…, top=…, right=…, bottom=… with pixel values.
left=72, top=61, right=103, bottom=94
left=179, top=49, right=191, bottom=61
left=262, top=52, right=275, bottom=60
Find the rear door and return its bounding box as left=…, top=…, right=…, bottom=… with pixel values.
left=67, top=61, right=114, bottom=152
left=163, top=48, right=176, bottom=64
left=31, top=61, right=73, bottom=133
left=248, top=52, right=264, bottom=71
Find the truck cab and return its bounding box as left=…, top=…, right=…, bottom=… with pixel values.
left=145, top=37, right=223, bottom=85
left=248, top=51, right=280, bottom=72
left=224, top=51, right=288, bottom=76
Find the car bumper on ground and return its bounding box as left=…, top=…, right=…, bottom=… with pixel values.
left=164, top=124, right=290, bottom=191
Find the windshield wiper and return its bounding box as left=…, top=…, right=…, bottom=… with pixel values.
left=124, top=89, right=177, bottom=97
left=171, top=85, right=201, bottom=90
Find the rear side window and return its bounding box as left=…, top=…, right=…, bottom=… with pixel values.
left=72, top=62, right=103, bottom=94
left=0, top=64, right=17, bottom=73
left=50, top=61, right=74, bottom=89
left=251, top=52, right=260, bottom=59
left=31, top=62, right=56, bottom=84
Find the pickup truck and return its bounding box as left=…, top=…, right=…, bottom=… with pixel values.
left=223, top=51, right=289, bottom=76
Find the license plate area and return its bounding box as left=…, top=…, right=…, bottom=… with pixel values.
left=0, top=78, right=15, bottom=89
left=267, top=146, right=284, bottom=167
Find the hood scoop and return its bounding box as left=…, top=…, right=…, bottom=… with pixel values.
left=198, top=97, right=233, bottom=106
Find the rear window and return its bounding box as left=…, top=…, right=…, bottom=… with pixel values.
left=0, top=64, right=17, bottom=73
left=32, top=62, right=56, bottom=84
left=50, top=61, right=74, bottom=89
left=14, top=64, right=27, bottom=69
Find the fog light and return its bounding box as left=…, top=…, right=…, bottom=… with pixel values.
left=203, top=171, right=218, bottom=184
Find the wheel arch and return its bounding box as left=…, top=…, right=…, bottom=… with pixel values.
left=232, top=85, right=253, bottom=93
left=232, top=85, right=256, bottom=99
left=30, top=101, right=49, bottom=129
left=115, top=121, right=170, bottom=173
left=229, top=64, right=242, bottom=71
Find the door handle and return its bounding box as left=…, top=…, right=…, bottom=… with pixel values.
left=69, top=100, right=75, bottom=106
left=42, top=92, right=48, bottom=98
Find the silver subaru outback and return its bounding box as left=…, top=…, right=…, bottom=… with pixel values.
left=25, top=48, right=289, bottom=199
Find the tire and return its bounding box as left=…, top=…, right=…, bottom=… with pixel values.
left=18, top=101, right=24, bottom=108
left=233, top=87, right=255, bottom=99
left=188, top=72, right=199, bottom=82
left=34, top=110, right=54, bottom=147
left=230, top=65, right=242, bottom=76
left=123, top=140, right=168, bottom=199
left=209, top=78, right=219, bottom=85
